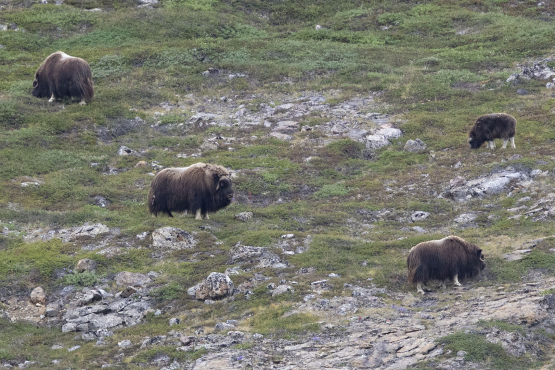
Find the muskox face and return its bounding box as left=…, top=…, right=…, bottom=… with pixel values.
left=31, top=72, right=48, bottom=98
left=216, top=177, right=234, bottom=207
left=468, top=136, right=483, bottom=149
left=474, top=249, right=486, bottom=272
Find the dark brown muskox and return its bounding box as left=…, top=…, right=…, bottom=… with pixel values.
left=148, top=163, right=234, bottom=220
left=32, top=51, right=94, bottom=105
left=407, top=236, right=485, bottom=294
left=468, top=113, right=516, bottom=149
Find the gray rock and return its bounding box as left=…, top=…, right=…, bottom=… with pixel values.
left=270, top=132, right=292, bottom=141
left=68, top=345, right=81, bottom=352
left=152, top=227, right=196, bottom=250
left=234, top=212, right=253, bottom=222
left=115, top=272, right=151, bottom=287
left=169, top=318, right=180, bottom=326
left=93, top=195, right=111, bottom=208
left=272, top=285, right=294, bottom=296
left=118, top=340, right=132, bottom=348
left=30, top=287, right=46, bottom=305
left=404, top=138, right=427, bottom=153
left=117, top=145, right=140, bottom=156
left=411, top=211, right=430, bottom=222
left=194, top=272, right=234, bottom=300
left=120, top=286, right=138, bottom=298
left=214, top=322, right=235, bottom=332
left=454, top=213, right=477, bottom=224
left=274, top=121, right=299, bottom=134
left=75, top=258, right=97, bottom=273
left=365, top=134, right=390, bottom=149
left=447, top=171, right=527, bottom=202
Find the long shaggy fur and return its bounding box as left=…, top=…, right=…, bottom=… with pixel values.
left=32, top=51, right=94, bottom=103
left=468, top=113, right=516, bottom=149
left=407, top=236, right=485, bottom=289
left=148, top=163, right=233, bottom=219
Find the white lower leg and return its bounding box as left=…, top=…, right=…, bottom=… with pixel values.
left=48, top=94, right=55, bottom=103
left=490, top=141, right=496, bottom=149
left=502, top=139, right=508, bottom=149
left=195, top=209, right=202, bottom=220
left=79, top=99, right=86, bottom=105
left=204, top=214, right=210, bottom=220
left=442, top=280, right=447, bottom=289
left=416, top=282, right=425, bottom=295
left=510, top=137, right=515, bottom=148
left=454, top=274, right=462, bottom=286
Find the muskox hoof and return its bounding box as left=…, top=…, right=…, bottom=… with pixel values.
left=79, top=100, right=87, bottom=105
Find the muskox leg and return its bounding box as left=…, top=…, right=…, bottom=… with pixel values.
left=510, top=137, right=515, bottom=148
left=195, top=209, right=202, bottom=220
left=416, top=282, right=426, bottom=295
left=48, top=94, right=56, bottom=103
left=442, top=280, right=447, bottom=290
left=453, top=274, right=462, bottom=287
left=489, top=140, right=496, bottom=149
left=79, top=99, right=87, bottom=105
left=502, top=139, right=509, bottom=149
left=204, top=214, right=210, bottom=220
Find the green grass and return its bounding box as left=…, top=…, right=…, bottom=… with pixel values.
left=438, top=332, right=540, bottom=370
left=2, top=0, right=555, bottom=367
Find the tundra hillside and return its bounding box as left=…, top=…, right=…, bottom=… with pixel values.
left=2, top=0, right=555, bottom=369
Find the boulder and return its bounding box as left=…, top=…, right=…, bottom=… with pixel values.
left=115, top=272, right=152, bottom=287
left=194, top=272, right=234, bottom=301
left=152, top=227, right=196, bottom=250
left=234, top=212, right=253, bottom=222
left=30, top=287, right=46, bottom=305
left=404, top=138, right=426, bottom=153
left=75, top=258, right=97, bottom=273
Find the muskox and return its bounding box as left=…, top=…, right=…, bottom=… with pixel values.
left=468, top=113, right=516, bottom=149
left=407, top=236, right=485, bottom=294
left=32, top=51, right=94, bottom=105
left=148, top=163, right=234, bottom=220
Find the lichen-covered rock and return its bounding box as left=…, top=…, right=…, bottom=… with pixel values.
left=404, top=138, right=427, bottom=153
left=115, top=272, right=152, bottom=287
left=151, top=227, right=196, bottom=250
left=234, top=212, right=253, bottom=222
left=194, top=272, right=234, bottom=301
left=30, top=287, right=46, bottom=305
left=75, top=258, right=97, bottom=273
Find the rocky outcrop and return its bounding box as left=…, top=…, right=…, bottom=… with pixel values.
left=190, top=272, right=235, bottom=301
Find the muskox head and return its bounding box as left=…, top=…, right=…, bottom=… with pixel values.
left=468, top=135, right=484, bottom=149
left=31, top=71, right=49, bottom=98
left=215, top=175, right=234, bottom=208
left=472, top=248, right=486, bottom=274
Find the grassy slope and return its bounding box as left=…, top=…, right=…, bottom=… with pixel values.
left=2, top=0, right=555, bottom=367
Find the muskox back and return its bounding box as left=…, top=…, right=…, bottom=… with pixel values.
left=468, top=113, right=516, bottom=149
left=148, top=163, right=233, bottom=219
left=32, top=51, right=94, bottom=104
left=407, top=236, right=485, bottom=287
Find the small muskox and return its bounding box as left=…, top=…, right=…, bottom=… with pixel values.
left=468, top=113, right=516, bottom=149
left=407, top=236, right=485, bottom=294
left=148, top=163, right=234, bottom=220
left=32, top=51, right=94, bottom=105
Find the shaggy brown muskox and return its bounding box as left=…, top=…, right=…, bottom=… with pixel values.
left=32, top=51, right=94, bottom=105
left=407, top=236, right=485, bottom=294
left=148, top=163, right=233, bottom=220
left=468, top=113, right=516, bottom=149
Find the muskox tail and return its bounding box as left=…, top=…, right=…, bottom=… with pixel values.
left=82, top=77, right=94, bottom=103
left=408, top=265, right=428, bottom=285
